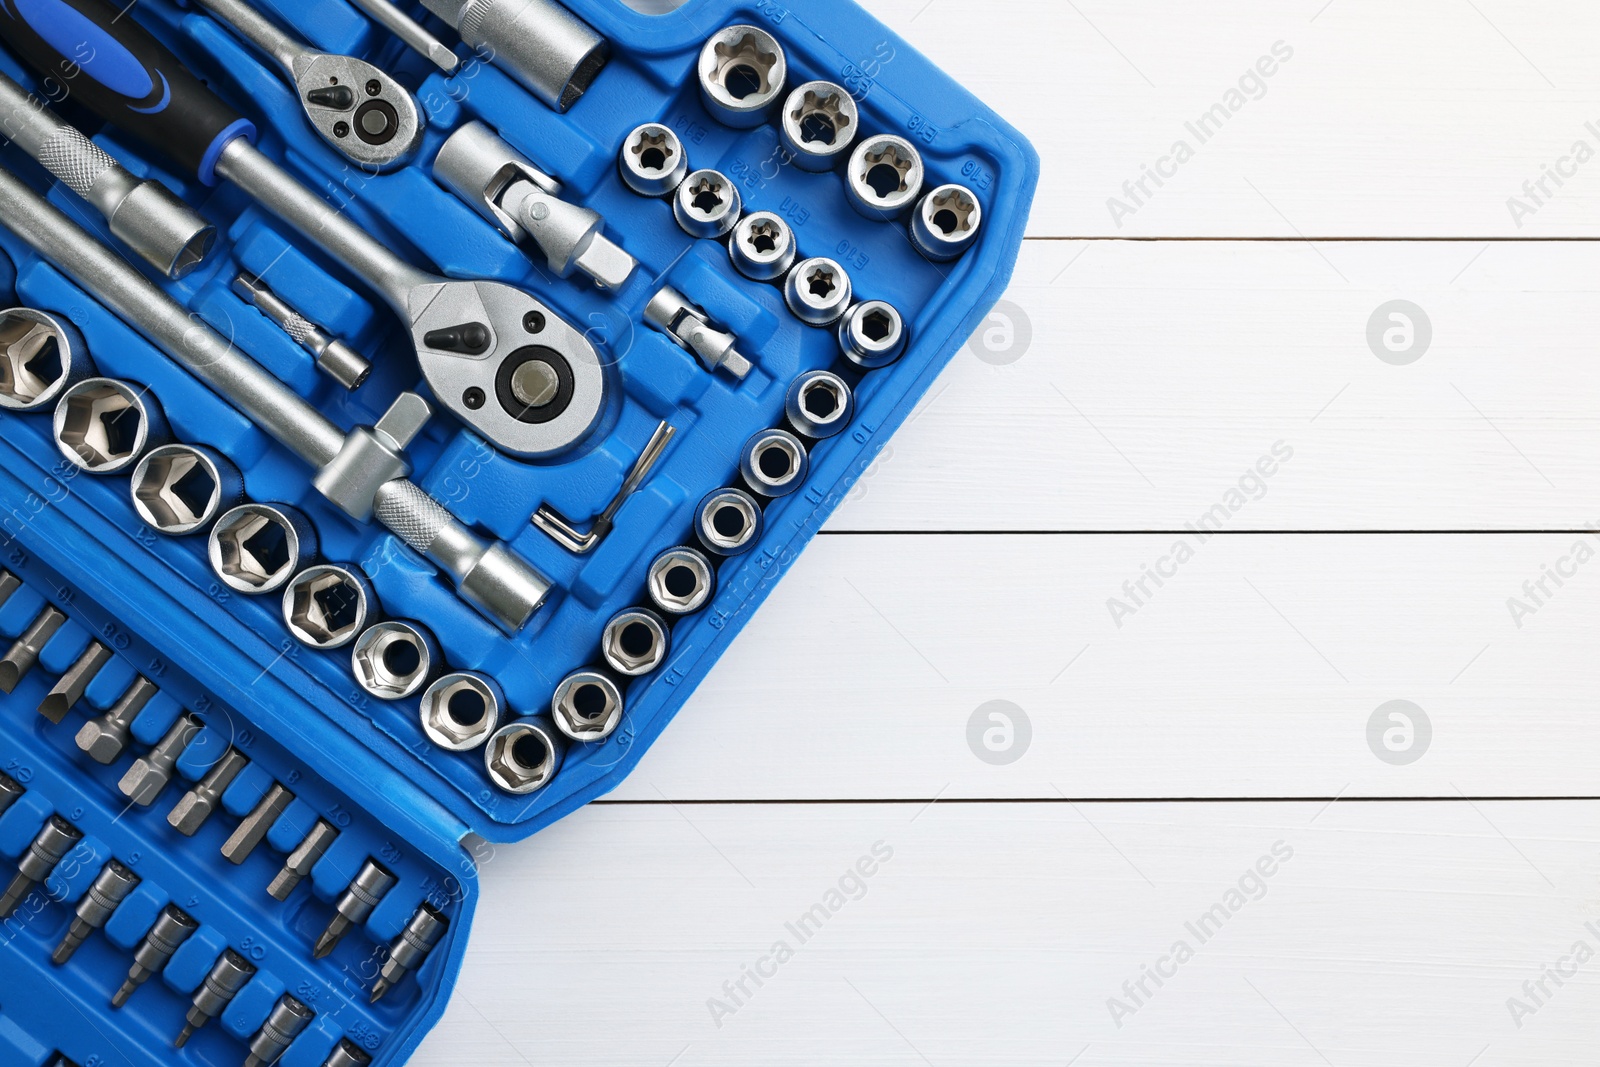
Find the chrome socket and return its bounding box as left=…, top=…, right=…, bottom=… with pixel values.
left=674, top=169, right=742, bottom=240
left=0, top=308, right=88, bottom=412
left=696, top=487, right=762, bottom=557
left=846, top=134, right=925, bottom=220
left=620, top=122, right=688, bottom=197
left=426, top=0, right=608, bottom=113
left=784, top=257, right=853, bottom=326
left=551, top=668, right=624, bottom=742
left=779, top=81, right=859, bottom=172
left=419, top=671, right=502, bottom=751
left=838, top=300, right=908, bottom=370
left=352, top=620, right=439, bottom=701
left=647, top=546, right=715, bottom=616
left=485, top=716, right=567, bottom=794
left=911, top=183, right=983, bottom=261
left=728, top=211, right=796, bottom=281
left=601, top=607, right=670, bottom=677
left=283, top=564, right=375, bottom=650
left=741, top=427, right=809, bottom=498
left=244, top=994, right=315, bottom=1067
left=53, top=377, right=167, bottom=475
left=785, top=369, right=854, bottom=439
left=130, top=444, right=244, bottom=536
left=698, top=24, right=786, bottom=128
left=209, top=503, right=318, bottom=596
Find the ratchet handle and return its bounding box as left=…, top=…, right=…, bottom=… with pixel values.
left=0, top=0, right=255, bottom=185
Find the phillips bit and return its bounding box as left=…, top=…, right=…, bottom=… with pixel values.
left=168, top=748, right=249, bottom=836
left=370, top=903, right=447, bottom=1003
left=0, top=815, right=81, bottom=917
left=112, top=905, right=199, bottom=1008
left=76, top=676, right=158, bottom=765
left=221, top=784, right=293, bottom=865
left=320, top=1040, right=371, bottom=1067
left=0, top=604, right=67, bottom=693
left=39, top=641, right=112, bottom=723
left=175, top=948, right=256, bottom=1047
left=52, top=858, right=139, bottom=964
left=312, top=860, right=395, bottom=959
left=119, top=713, right=203, bottom=806
left=268, top=819, right=338, bottom=902
left=0, top=770, right=24, bottom=818
left=243, top=994, right=314, bottom=1067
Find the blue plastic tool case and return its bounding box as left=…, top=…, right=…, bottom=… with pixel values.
left=0, top=0, right=1037, bottom=1063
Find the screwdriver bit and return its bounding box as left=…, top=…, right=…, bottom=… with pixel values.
left=0, top=815, right=81, bottom=917
left=370, top=903, right=447, bottom=1003
left=48, top=1056, right=80, bottom=1067
left=76, top=676, right=158, bottom=765
left=243, top=994, right=314, bottom=1067
left=0, top=604, right=67, bottom=693
left=320, top=1040, right=371, bottom=1067
left=38, top=641, right=112, bottom=723
left=52, top=858, right=139, bottom=964
left=0, top=770, right=23, bottom=819
left=312, top=860, right=395, bottom=959
left=168, top=747, right=249, bottom=836
left=119, top=713, right=203, bottom=806
left=221, top=783, right=293, bottom=865
left=268, top=819, right=338, bottom=902
left=0, top=570, right=19, bottom=608
left=175, top=948, right=255, bottom=1047
left=112, top=905, right=199, bottom=1008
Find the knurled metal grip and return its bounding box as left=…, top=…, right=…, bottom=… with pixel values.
left=374, top=480, right=450, bottom=555
left=38, top=126, right=114, bottom=197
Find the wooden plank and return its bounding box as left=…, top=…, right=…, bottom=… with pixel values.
left=608, top=533, right=1600, bottom=800
left=413, top=800, right=1600, bottom=1065
left=830, top=239, right=1600, bottom=531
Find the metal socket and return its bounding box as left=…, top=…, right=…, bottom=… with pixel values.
left=484, top=716, right=567, bottom=794
left=209, top=503, right=318, bottom=596
left=551, top=668, right=623, bottom=742
left=445, top=0, right=608, bottom=113
left=785, top=370, right=853, bottom=439
left=838, top=300, right=908, bottom=369
left=352, top=620, right=439, bottom=701
left=245, top=994, right=314, bottom=1067
left=419, top=671, right=502, bottom=751
left=698, top=24, right=786, bottom=127
left=846, top=134, right=925, bottom=220
left=53, top=377, right=167, bottom=474
left=779, top=81, right=858, bottom=171
left=784, top=257, right=853, bottom=327
left=911, top=183, right=983, bottom=261
left=601, top=608, right=669, bottom=677
left=0, top=308, right=88, bottom=411
left=728, top=211, right=796, bottom=282
left=673, top=169, right=742, bottom=239
left=696, top=487, right=762, bottom=557
left=130, top=444, right=243, bottom=536
left=283, top=565, right=375, bottom=650
left=619, top=123, right=688, bottom=197
left=322, top=1040, right=372, bottom=1067
left=647, top=546, right=715, bottom=616
left=741, top=428, right=809, bottom=498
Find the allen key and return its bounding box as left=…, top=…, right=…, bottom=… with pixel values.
left=532, top=421, right=674, bottom=554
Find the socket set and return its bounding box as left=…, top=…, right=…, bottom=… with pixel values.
left=0, top=0, right=1036, bottom=1062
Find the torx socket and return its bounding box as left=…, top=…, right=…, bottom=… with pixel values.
left=312, top=860, right=396, bottom=959
left=38, top=641, right=112, bottom=723
left=268, top=819, right=338, bottom=901
left=0, top=770, right=24, bottom=818
left=113, top=905, right=199, bottom=1008
left=119, top=713, right=203, bottom=806
left=175, top=949, right=256, bottom=1047
left=52, top=859, right=139, bottom=965
left=371, top=903, right=447, bottom=1002
left=0, top=604, right=68, bottom=693
left=76, top=676, right=159, bottom=765
left=221, top=783, right=293, bottom=865
left=243, top=993, right=315, bottom=1067
left=0, top=815, right=82, bottom=918
left=168, top=748, right=249, bottom=836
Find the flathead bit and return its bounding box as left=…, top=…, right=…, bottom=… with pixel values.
left=52, top=858, right=139, bottom=965
left=112, top=905, right=198, bottom=1008
left=0, top=770, right=23, bottom=819
left=0, top=570, right=18, bottom=608
left=320, top=1039, right=372, bottom=1067
left=0, top=604, right=67, bottom=693
left=39, top=641, right=112, bottom=723
left=243, top=994, right=314, bottom=1067
left=119, top=713, right=203, bottom=806
left=313, top=859, right=395, bottom=959
left=372, top=903, right=447, bottom=1002
left=268, top=819, right=338, bottom=902
left=221, top=783, right=293, bottom=865
left=76, top=676, right=158, bottom=765
left=0, top=815, right=81, bottom=918
left=168, top=747, right=249, bottom=836
left=175, top=948, right=255, bottom=1047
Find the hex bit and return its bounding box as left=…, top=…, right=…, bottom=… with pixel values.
left=168, top=748, right=249, bottom=836
left=0, top=815, right=81, bottom=917
left=320, top=1040, right=372, bottom=1067
left=268, top=819, right=338, bottom=902
left=312, top=860, right=395, bottom=959
left=112, top=905, right=199, bottom=1007
left=52, top=859, right=139, bottom=964
left=221, top=784, right=293, bottom=865
left=175, top=948, right=255, bottom=1047
left=118, top=713, right=203, bottom=806
left=244, top=994, right=314, bottom=1067
left=0, top=604, right=67, bottom=693
left=371, top=903, right=447, bottom=1002
left=0, top=770, right=24, bottom=818
left=76, top=677, right=159, bottom=764
left=38, top=641, right=112, bottom=723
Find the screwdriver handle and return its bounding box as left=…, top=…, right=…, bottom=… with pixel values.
left=0, top=0, right=255, bottom=185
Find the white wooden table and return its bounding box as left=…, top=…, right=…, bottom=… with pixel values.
left=415, top=2, right=1600, bottom=1063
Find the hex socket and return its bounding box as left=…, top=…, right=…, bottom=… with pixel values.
left=647, top=546, right=715, bottom=616
left=785, top=370, right=854, bottom=440
left=53, top=377, right=168, bottom=474
left=209, top=503, right=319, bottom=595
left=283, top=564, right=376, bottom=650
left=838, top=300, right=908, bottom=370
left=0, top=307, right=90, bottom=412
left=485, top=715, right=567, bottom=794
left=130, top=444, right=244, bottom=536
left=740, top=428, right=809, bottom=498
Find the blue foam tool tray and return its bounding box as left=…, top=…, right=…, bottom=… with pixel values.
left=0, top=0, right=1037, bottom=1062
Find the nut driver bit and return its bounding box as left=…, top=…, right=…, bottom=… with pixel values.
left=0, top=815, right=81, bottom=918
left=319, top=1040, right=372, bottom=1067
left=176, top=949, right=256, bottom=1047
left=52, top=859, right=139, bottom=965
left=77, top=677, right=159, bottom=765
left=0, top=603, right=66, bottom=693
left=244, top=994, right=314, bottom=1067
left=313, top=859, right=396, bottom=959
left=222, top=783, right=294, bottom=865
left=38, top=640, right=112, bottom=723
left=169, top=747, right=249, bottom=836
left=113, top=905, right=199, bottom=1007
left=371, top=903, right=447, bottom=1002
left=268, top=819, right=338, bottom=901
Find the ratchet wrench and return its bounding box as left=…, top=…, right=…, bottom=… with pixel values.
left=0, top=0, right=610, bottom=462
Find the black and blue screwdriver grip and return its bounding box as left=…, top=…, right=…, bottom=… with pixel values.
left=0, top=0, right=254, bottom=184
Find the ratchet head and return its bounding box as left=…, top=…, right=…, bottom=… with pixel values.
left=292, top=53, right=423, bottom=170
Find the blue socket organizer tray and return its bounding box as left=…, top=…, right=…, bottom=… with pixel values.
left=0, top=0, right=1037, bottom=1063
